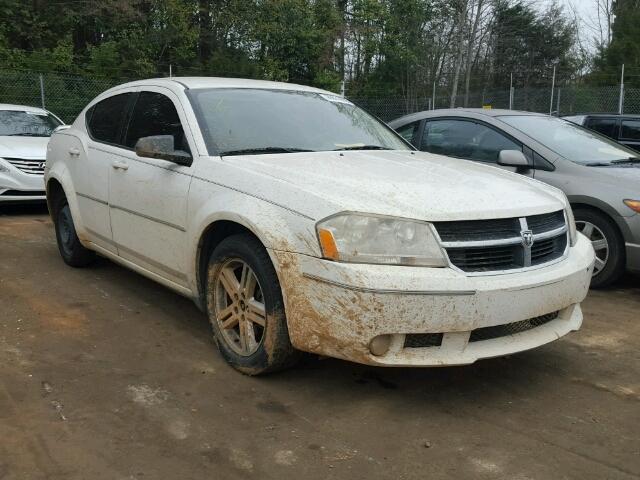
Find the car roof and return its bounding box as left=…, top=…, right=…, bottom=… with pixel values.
left=575, top=113, right=640, bottom=118
left=388, top=108, right=546, bottom=127
left=0, top=103, right=50, bottom=114
left=109, top=76, right=331, bottom=94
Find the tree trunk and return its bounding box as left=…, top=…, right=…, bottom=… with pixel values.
left=464, top=0, right=484, bottom=107
left=450, top=0, right=468, bottom=108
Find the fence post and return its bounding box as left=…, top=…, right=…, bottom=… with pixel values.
left=549, top=65, right=556, bottom=115
left=39, top=73, right=45, bottom=109
left=618, top=64, right=625, bottom=115
left=556, top=88, right=561, bottom=116
left=432, top=81, right=436, bottom=110
left=509, top=73, right=514, bottom=110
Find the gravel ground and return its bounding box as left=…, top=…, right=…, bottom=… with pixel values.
left=1, top=204, right=639, bottom=480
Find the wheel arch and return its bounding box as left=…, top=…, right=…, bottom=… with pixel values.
left=568, top=196, right=631, bottom=241
left=194, top=217, right=274, bottom=311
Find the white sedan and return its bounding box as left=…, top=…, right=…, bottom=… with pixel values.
left=45, top=77, right=595, bottom=375
left=0, top=103, right=63, bottom=202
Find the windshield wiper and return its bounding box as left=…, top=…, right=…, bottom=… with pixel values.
left=4, top=133, right=49, bottom=137
left=584, top=162, right=615, bottom=167
left=333, top=145, right=392, bottom=151
left=610, top=157, right=640, bottom=165
left=220, top=147, right=315, bottom=156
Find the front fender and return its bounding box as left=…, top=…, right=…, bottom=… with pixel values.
left=186, top=176, right=321, bottom=294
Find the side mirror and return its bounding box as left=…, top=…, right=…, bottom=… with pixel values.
left=53, top=125, right=70, bottom=133
left=498, top=149, right=530, bottom=169
left=134, top=135, right=192, bottom=166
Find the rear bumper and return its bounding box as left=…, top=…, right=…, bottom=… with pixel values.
left=271, top=234, right=595, bottom=367
left=0, top=167, right=46, bottom=202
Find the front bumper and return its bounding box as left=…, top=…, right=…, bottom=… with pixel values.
left=623, top=214, right=640, bottom=273
left=0, top=165, right=46, bottom=202
left=271, top=234, right=595, bottom=367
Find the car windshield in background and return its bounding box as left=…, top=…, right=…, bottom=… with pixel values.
left=188, top=88, right=409, bottom=155
left=499, top=115, right=638, bottom=165
left=0, top=110, right=61, bottom=137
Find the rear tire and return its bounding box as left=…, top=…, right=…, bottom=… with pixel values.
left=53, top=196, right=95, bottom=267
left=206, top=234, right=300, bottom=375
left=574, top=208, right=624, bottom=288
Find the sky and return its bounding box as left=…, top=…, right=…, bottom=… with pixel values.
left=537, top=0, right=601, bottom=52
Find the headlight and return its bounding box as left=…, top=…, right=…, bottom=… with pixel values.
left=565, top=205, right=577, bottom=247
left=623, top=199, right=640, bottom=214
left=316, top=213, right=447, bottom=267
left=0, top=159, right=9, bottom=173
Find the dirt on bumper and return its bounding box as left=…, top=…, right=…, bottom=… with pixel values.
left=270, top=234, right=595, bottom=366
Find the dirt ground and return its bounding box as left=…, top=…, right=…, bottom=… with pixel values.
left=0, top=204, right=638, bottom=480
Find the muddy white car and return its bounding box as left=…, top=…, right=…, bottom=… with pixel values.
left=45, top=78, right=595, bottom=374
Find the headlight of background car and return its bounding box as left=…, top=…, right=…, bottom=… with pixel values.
left=623, top=199, right=640, bottom=214
left=565, top=205, right=577, bottom=247
left=316, top=213, right=447, bottom=267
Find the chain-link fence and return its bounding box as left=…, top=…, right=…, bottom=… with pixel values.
left=348, top=85, right=640, bottom=121
left=1, top=69, right=638, bottom=123
left=0, top=70, right=125, bottom=122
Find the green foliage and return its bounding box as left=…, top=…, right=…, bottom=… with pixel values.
left=593, top=0, right=640, bottom=87
left=0, top=0, right=589, bottom=107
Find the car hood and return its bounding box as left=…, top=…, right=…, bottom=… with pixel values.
left=584, top=163, right=640, bottom=185
left=0, top=136, right=49, bottom=159
left=221, top=150, right=566, bottom=221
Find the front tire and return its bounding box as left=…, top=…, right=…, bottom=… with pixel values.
left=206, top=234, right=300, bottom=375
left=574, top=208, right=625, bottom=288
left=53, top=196, right=95, bottom=267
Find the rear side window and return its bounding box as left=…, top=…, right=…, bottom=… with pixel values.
left=87, top=93, right=132, bottom=145
left=621, top=120, right=640, bottom=141
left=586, top=118, right=618, bottom=139
left=395, top=121, right=419, bottom=144
left=421, top=119, right=521, bottom=162
left=124, top=92, right=189, bottom=152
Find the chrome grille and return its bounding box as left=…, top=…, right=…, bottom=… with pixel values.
left=433, top=211, right=568, bottom=273
left=4, top=157, right=46, bottom=175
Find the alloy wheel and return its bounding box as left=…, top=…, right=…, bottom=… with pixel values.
left=214, top=259, right=267, bottom=356
left=576, top=220, right=609, bottom=277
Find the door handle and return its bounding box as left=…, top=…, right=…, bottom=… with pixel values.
left=68, top=147, right=80, bottom=157
left=112, top=161, right=129, bottom=171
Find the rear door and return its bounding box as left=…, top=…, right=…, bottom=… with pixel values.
left=75, top=92, right=134, bottom=253
left=419, top=118, right=534, bottom=177
left=620, top=119, right=640, bottom=152
left=584, top=117, right=619, bottom=142
left=108, top=88, right=195, bottom=286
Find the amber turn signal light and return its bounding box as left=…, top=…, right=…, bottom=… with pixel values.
left=318, top=228, right=339, bottom=260
left=623, top=199, right=640, bottom=214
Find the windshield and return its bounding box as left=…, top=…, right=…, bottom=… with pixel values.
left=0, top=110, right=62, bottom=137
left=188, top=88, right=409, bottom=155
left=499, top=115, right=638, bottom=165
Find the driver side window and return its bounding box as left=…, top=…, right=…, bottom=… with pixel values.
left=421, top=119, right=521, bottom=163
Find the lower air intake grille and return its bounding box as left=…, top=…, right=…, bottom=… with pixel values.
left=404, top=333, right=443, bottom=348
left=469, top=311, right=559, bottom=342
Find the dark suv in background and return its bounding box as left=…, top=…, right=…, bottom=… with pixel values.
left=564, top=114, right=640, bottom=152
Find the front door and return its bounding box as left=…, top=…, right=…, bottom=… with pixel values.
left=108, top=88, right=195, bottom=287
left=420, top=119, right=534, bottom=177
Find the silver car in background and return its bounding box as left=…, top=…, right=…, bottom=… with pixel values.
left=0, top=104, right=63, bottom=202
left=389, top=109, right=640, bottom=287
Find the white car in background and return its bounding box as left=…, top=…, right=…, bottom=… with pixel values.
left=45, top=78, right=595, bottom=375
left=0, top=103, right=63, bottom=202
